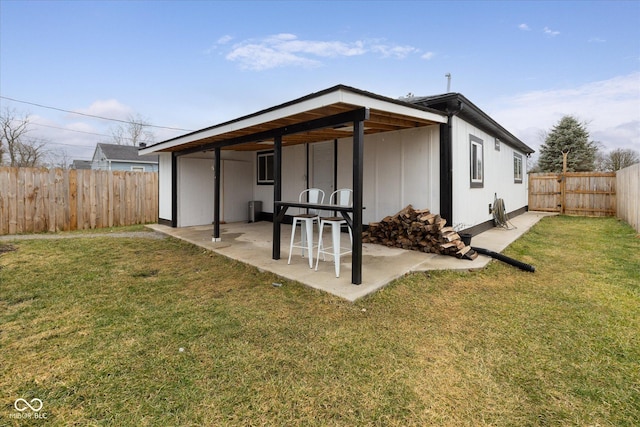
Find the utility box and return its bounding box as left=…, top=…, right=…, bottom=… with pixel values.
left=248, top=201, right=262, bottom=223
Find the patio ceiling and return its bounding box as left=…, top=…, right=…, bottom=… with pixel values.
left=139, top=85, right=447, bottom=155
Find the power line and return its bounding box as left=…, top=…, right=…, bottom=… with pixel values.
left=27, top=121, right=113, bottom=139
left=21, top=136, right=96, bottom=150
left=0, top=95, right=193, bottom=132
left=13, top=118, right=140, bottom=144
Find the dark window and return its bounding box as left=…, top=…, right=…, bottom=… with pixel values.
left=514, top=153, right=523, bottom=183
left=257, top=151, right=274, bottom=185
left=469, top=135, right=484, bottom=188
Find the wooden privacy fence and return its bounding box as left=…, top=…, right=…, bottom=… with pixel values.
left=528, top=172, right=616, bottom=217
left=0, top=167, right=158, bottom=235
left=616, top=163, right=640, bottom=232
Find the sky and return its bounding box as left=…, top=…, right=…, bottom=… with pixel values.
left=1, top=0, right=639, bottom=164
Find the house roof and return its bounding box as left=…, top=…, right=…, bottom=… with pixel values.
left=97, top=143, right=158, bottom=163
left=409, top=93, right=535, bottom=154
left=139, top=85, right=533, bottom=156
left=139, top=85, right=448, bottom=155
left=71, top=160, right=92, bottom=170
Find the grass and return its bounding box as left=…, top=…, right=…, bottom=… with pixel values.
left=0, top=216, right=638, bottom=426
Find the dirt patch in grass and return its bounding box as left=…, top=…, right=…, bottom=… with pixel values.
left=0, top=243, right=16, bottom=254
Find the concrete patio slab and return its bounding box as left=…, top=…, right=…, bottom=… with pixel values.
left=147, top=211, right=554, bottom=301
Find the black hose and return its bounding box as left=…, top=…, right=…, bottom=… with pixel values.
left=472, top=247, right=535, bottom=273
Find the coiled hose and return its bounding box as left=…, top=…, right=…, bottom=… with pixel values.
left=493, top=195, right=515, bottom=230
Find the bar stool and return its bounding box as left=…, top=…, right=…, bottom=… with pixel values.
left=288, top=188, right=324, bottom=268
left=315, top=189, right=353, bottom=277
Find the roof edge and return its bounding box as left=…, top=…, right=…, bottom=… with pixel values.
left=411, top=93, right=535, bottom=154
left=140, top=84, right=447, bottom=155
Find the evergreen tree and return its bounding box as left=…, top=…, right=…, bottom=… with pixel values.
left=537, top=115, right=598, bottom=172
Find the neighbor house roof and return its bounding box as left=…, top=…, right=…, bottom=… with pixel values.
left=139, top=85, right=448, bottom=155
left=409, top=93, right=535, bottom=154
left=96, top=143, right=158, bottom=163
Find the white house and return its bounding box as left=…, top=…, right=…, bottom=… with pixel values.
left=139, top=85, right=534, bottom=284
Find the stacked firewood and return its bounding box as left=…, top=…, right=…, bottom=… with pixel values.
left=362, top=205, right=478, bottom=260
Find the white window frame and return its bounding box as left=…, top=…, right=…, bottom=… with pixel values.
left=131, top=166, right=145, bottom=172
left=469, top=135, right=484, bottom=188
left=514, top=153, right=523, bottom=183
left=257, top=151, right=274, bottom=185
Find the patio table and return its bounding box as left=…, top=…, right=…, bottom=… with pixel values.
left=272, top=201, right=354, bottom=263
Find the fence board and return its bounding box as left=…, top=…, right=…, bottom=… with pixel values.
left=529, top=172, right=616, bottom=217
left=617, top=163, right=640, bottom=232
left=0, top=167, right=158, bottom=235
left=8, top=168, right=17, bottom=234
left=0, top=168, right=8, bottom=234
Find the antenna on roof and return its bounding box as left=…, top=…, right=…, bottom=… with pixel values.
left=445, top=73, right=451, bottom=92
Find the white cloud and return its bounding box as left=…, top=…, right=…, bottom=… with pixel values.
left=74, top=99, right=133, bottom=121
left=543, top=26, right=560, bottom=37
left=217, top=35, right=233, bottom=45
left=421, top=51, right=435, bottom=60
left=370, top=43, right=418, bottom=59
left=489, top=72, right=640, bottom=154
left=224, top=33, right=420, bottom=70
left=518, top=23, right=530, bottom=31
left=227, top=42, right=321, bottom=70
left=588, top=37, right=606, bottom=43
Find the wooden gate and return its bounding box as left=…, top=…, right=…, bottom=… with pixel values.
left=529, top=172, right=616, bottom=216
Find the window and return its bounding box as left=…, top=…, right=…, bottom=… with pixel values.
left=257, top=151, right=274, bottom=185
left=514, top=153, right=523, bottom=183
left=469, top=135, right=484, bottom=188
left=131, top=166, right=145, bottom=172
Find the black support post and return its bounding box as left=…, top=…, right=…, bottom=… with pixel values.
left=213, top=147, right=221, bottom=241
left=171, top=152, right=178, bottom=227
left=439, top=118, right=453, bottom=225
left=352, top=114, right=367, bottom=285
left=272, top=135, right=282, bottom=259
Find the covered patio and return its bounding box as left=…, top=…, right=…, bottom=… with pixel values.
left=147, top=211, right=551, bottom=301
left=139, top=85, right=448, bottom=286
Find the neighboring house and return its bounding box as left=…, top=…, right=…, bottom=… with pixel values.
left=70, top=160, right=92, bottom=170
left=139, top=85, right=534, bottom=283
left=92, top=143, right=158, bottom=172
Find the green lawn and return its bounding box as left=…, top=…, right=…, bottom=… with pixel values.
left=1, top=216, right=638, bottom=426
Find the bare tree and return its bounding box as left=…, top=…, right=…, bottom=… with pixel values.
left=109, top=113, right=155, bottom=146
left=15, top=137, right=48, bottom=167
left=1, top=107, right=30, bottom=166
left=46, top=146, right=72, bottom=169
left=597, top=148, right=640, bottom=171
left=0, top=108, right=51, bottom=167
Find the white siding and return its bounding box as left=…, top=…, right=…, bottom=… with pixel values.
left=358, top=126, right=440, bottom=223
left=221, top=159, right=252, bottom=222
left=177, top=157, right=215, bottom=227
left=158, top=153, right=173, bottom=222
left=450, top=116, right=528, bottom=229
left=250, top=125, right=440, bottom=225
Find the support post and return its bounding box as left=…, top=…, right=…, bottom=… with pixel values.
left=352, top=113, right=367, bottom=285
left=171, top=152, right=178, bottom=227
left=560, top=150, right=568, bottom=215
left=212, top=147, right=221, bottom=241
left=272, top=135, right=282, bottom=259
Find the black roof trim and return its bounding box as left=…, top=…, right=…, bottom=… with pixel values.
left=410, top=93, right=535, bottom=154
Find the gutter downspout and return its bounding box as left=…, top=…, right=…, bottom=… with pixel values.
left=439, top=100, right=463, bottom=225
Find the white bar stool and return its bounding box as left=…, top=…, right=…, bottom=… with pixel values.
left=288, top=188, right=324, bottom=268
left=315, top=189, right=353, bottom=277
